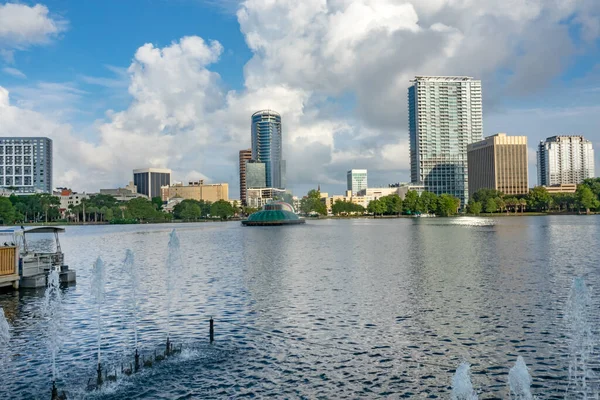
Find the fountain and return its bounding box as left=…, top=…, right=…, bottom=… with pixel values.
left=90, top=257, right=106, bottom=388
left=508, top=356, right=533, bottom=399
left=451, top=362, right=478, bottom=400
left=123, top=250, right=139, bottom=351
left=565, top=276, right=595, bottom=398
left=42, top=269, right=64, bottom=394
left=165, top=229, right=182, bottom=352
left=0, top=306, right=9, bottom=348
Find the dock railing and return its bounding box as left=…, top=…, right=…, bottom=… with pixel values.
left=0, top=246, right=17, bottom=276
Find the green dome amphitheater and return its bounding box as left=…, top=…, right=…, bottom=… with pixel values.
left=242, top=202, right=306, bottom=226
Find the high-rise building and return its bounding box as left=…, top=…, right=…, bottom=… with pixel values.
left=408, top=76, right=483, bottom=206
left=537, top=135, right=595, bottom=186
left=246, top=161, right=266, bottom=189
left=251, top=110, right=285, bottom=189
left=239, top=149, right=252, bottom=206
left=467, top=133, right=528, bottom=197
left=0, top=137, right=52, bottom=194
left=347, top=169, right=368, bottom=195
left=133, top=168, right=171, bottom=199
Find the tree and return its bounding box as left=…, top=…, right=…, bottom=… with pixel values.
left=210, top=200, right=235, bottom=220
left=126, top=197, right=165, bottom=222
left=105, top=208, right=114, bottom=221
left=181, top=203, right=202, bottom=220
left=403, top=190, right=419, bottom=214
left=0, top=197, right=16, bottom=225
left=484, top=198, right=497, bottom=213
left=152, top=196, right=164, bottom=211
left=495, top=197, right=506, bottom=214
left=367, top=199, right=385, bottom=216
left=419, top=191, right=438, bottom=214
left=436, top=194, right=460, bottom=217
left=519, top=198, right=527, bottom=213
left=300, top=190, right=327, bottom=215
left=467, top=201, right=482, bottom=215
left=576, top=185, right=598, bottom=214
left=472, top=189, right=504, bottom=205
left=527, top=186, right=552, bottom=212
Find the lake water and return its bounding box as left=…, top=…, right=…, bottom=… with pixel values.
left=1, top=216, right=600, bottom=399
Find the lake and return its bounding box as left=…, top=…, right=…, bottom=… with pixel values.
left=1, top=216, right=599, bottom=399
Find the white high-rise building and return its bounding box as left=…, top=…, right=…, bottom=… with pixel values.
left=0, top=137, right=53, bottom=194
left=408, top=76, right=483, bottom=206
left=537, top=136, right=595, bottom=186
left=347, top=169, right=368, bottom=195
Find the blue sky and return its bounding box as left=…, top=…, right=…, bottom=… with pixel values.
left=0, top=0, right=600, bottom=198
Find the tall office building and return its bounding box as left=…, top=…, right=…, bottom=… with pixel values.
left=246, top=161, right=266, bottom=189
left=239, top=149, right=252, bottom=206
left=347, top=169, right=368, bottom=195
left=0, top=137, right=52, bottom=193
left=408, top=76, right=483, bottom=206
left=537, top=135, right=595, bottom=186
left=467, top=133, right=528, bottom=197
left=133, top=168, right=171, bottom=199
left=251, top=110, right=285, bottom=189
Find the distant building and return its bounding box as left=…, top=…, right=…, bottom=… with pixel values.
left=100, top=182, right=148, bottom=202
left=58, top=189, right=89, bottom=217
left=467, top=133, right=529, bottom=197
left=537, top=136, right=594, bottom=186
left=0, top=137, right=52, bottom=194
left=161, top=181, right=229, bottom=203
left=356, top=187, right=399, bottom=198
left=347, top=169, right=368, bottom=195
left=408, top=76, right=483, bottom=206
left=239, top=149, right=252, bottom=206
left=397, top=183, right=425, bottom=199
left=252, top=110, right=285, bottom=189
left=543, top=184, right=577, bottom=194
left=133, top=168, right=171, bottom=199
left=246, top=161, right=266, bottom=189
left=246, top=187, right=286, bottom=208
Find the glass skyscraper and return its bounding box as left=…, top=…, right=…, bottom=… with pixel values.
left=251, top=110, right=285, bottom=189
left=408, top=76, right=483, bottom=206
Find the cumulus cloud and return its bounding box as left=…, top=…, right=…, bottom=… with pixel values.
left=2, top=0, right=600, bottom=196
left=0, top=3, right=67, bottom=50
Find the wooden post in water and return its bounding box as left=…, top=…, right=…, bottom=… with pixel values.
left=209, top=318, right=214, bottom=344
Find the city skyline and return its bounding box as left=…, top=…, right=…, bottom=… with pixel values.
left=0, top=2, right=599, bottom=198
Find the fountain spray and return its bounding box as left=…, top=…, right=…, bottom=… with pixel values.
left=123, top=250, right=139, bottom=350
left=451, top=362, right=478, bottom=400
left=165, top=229, right=182, bottom=352
left=508, top=356, right=533, bottom=399
left=43, top=269, right=64, bottom=388
left=91, top=257, right=106, bottom=386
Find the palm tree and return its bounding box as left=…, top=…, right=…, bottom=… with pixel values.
left=519, top=198, right=527, bottom=213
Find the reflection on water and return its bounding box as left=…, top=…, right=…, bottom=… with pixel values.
left=0, top=217, right=599, bottom=398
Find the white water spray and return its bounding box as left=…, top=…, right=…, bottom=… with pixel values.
left=451, top=362, right=478, bottom=400
left=166, top=229, right=182, bottom=336
left=42, top=269, right=64, bottom=381
left=91, top=257, right=106, bottom=366
left=565, top=276, right=595, bottom=398
left=0, top=307, right=9, bottom=347
left=123, top=249, right=139, bottom=349
left=508, top=356, right=533, bottom=399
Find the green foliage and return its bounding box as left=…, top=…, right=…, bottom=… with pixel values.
left=367, top=199, right=385, bottom=215
left=331, top=200, right=364, bottom=215
left=527, top=186, right=552, bottom=212
left=126, top=197, right=170, bottom=222
left=210, top=200, right=235, bottom=220
left=377, top=194, right=402, bottom=215
left=472, top=189, right=504, bottom=205
left=0, top=197, right=16, bottom=224
left=484, top=198, right=497, bottom=213
left=466, top=201, right=482, bottom=215
left=576, top=185, right=598, bottom=213
left=300, top=190, right=327, bottom=215
left=402, top=190, right=419, bottom=214
left=9, top=193, right=60, bottom=223
left=151, top=197, right=164, bottom=211
left=418, top=191, right=438, bottom=214
left=436, top=194, right=460, bottom=216
left=173, top=199, right=211, bottom=220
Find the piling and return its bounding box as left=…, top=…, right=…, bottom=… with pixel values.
left=96, top=363, right=103, bottom=387
left=210, top=317, right=214, bottom=344
left=134, top=349, right=140, bottom=372
left=166, top=337, right=171, bottom=356
left=51, top=381, right=58, bottom=400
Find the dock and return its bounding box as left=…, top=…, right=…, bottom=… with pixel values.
left=0, top=246, right=20, bottom=289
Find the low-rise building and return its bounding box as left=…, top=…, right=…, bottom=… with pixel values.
left=398, top=183, right=425, bottom=199
left=100, top=182, right=147, bottom=202
left=58, top=189, right=89, bottom=216
left=161, top=181, right=229, bottom=203
left=246, top=187, right=286, bottom=208
left=543, top=184, right=577, bottom=194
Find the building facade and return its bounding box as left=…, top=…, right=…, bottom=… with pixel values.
left=251, top=110, right=285, bottom=189
left=246, top=161, right=266, bottom=189
left=347, top=169, right=368, bottom=195
left=239, top=149, right=252, bottom=206
left=133, top=168, right=171, bottom=199
left=0, top=137, right=52, bottom=194
left=408, top=76, right=483, bottom=206
left=467, top=133, right=528, bottom=197
left=537, top=136, right=595, bottom=186
left=246, top=187, right=286, bottom=208
left=161, top=181, right=229, bottom=203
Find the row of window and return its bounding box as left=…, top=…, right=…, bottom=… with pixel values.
left=0, top=166, right=34, bottom=175
left=0, top=177, right=36, bottom=185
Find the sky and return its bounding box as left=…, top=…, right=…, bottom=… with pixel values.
left=0, top=0, right=599, bottom=199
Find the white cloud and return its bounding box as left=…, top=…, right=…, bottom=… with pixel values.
left=2, top=1, right=600, bottom=197
left=0, top=3, right=67, bottom=49
left=2, top=67, right=26, bottom=79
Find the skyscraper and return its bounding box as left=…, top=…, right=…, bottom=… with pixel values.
left=0, top=137, right=52, bottom=194
left=467, top=133, right=528, bottom=197
left=251, top=110, right=285, bottom=189
left=133, top=168, right=171, bottom=198
left=408, top=76, right=483, bottom=206
left=239, top=149, right=252, bottom=206
left=347, top=169, right=368, bottom=195
left=537, top=136, right=595, bottom=186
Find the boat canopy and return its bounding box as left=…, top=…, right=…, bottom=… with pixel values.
left=24, top=227, right=66, bottom=234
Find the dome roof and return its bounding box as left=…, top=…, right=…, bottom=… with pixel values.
left=242, top=202, right=305, bottom=226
